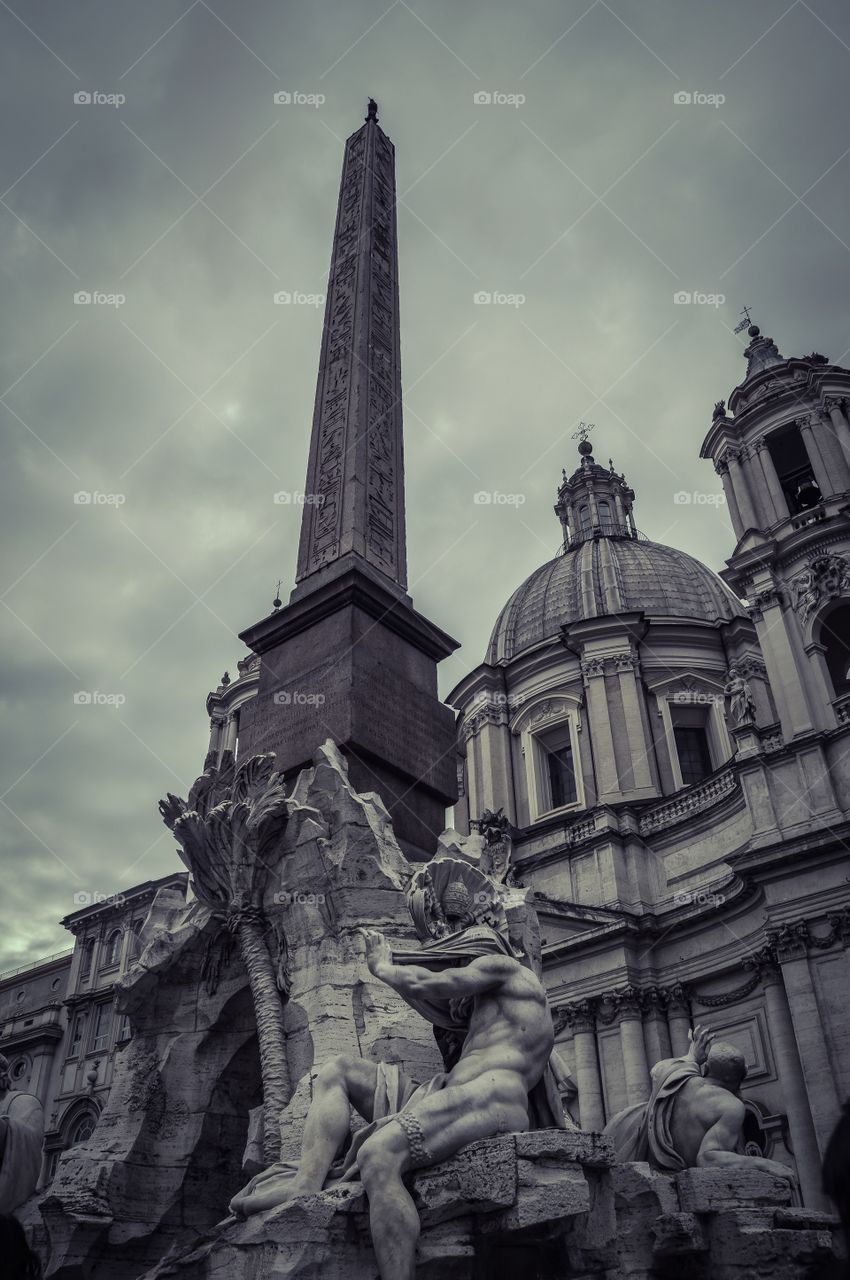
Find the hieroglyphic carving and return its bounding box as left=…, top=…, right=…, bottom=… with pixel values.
left=297, top=118, right=406, bottom=588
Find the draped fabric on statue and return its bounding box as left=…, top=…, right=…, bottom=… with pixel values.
left=0, top=1091, right=44, bottom=1212
left=233, top=926, right=570, bottom=1209
left=603, top=1056, right=701, bottom=1171
left=389, top=925, right=568, bottom=1132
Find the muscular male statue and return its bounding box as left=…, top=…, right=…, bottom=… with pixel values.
left=231, top=927, right=556, bottom=1280
left=605, top=1025, right=796, bottom=1183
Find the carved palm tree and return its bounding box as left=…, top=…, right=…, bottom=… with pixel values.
left=159, top=751, right=290, bottom=1163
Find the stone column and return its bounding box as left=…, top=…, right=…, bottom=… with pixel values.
left=582, top=658, right=620, bottom=802
left=665, top=983, right=692, bottom=1056
left=716, top=459, right=744, bottom=539
left=753, top=592, right=816, bottom=738
left=208, top=713, right=226, bottom=760
left=615, top=989, right=650, bottom=1105
left=751, top=437, right=788, bottom=522
left=642, top=988, right=672, bottom=1065
left=561, top=1002, right=605, bottom=1131
left=824, top=396, right=850, bottom=472
left=769, top=923, right=840, bottom=1154
left=222, top=713, right=238, bottom=755
left=760, top=960, right=826, bottom=1209
left=727, top=448, right=759, bottom=530
left=798, top=415, right=835, bottom=497
left=612, top=653, right=654, bottom=792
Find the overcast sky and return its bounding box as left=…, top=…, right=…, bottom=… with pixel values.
left=1, top=0, right=849, bottom=970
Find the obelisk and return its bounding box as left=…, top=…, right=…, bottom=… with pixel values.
left=238, top=101, right=459, bottom=859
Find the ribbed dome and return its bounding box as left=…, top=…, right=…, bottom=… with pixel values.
left=487, top=537, right=746, bottom=663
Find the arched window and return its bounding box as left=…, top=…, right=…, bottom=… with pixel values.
left=69, top=1113, right=97, bottom=1146
left=578, top=505, right=591, bottom=534
left=822, top=603, right=850, bottom=698
left=103, top=930, right=122, bottom=968
left=597, top=500, right=611, bottom=531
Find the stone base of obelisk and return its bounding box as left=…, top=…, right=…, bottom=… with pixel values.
left=238, top=560, right=459, bottom=860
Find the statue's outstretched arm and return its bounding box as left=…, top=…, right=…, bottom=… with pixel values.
left=361, top=929, right=508, bottom=1003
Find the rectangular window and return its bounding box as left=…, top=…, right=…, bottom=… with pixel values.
left=535, top=723, right=579, bottom=814
left=90, top=1002, right=113, bottom=1053
left=673, top=724, right=713, bottom=786
left=547, top=743, right=578, bottom=808
left=69, top=1013, right=86, bottom=1058
left=670, top=704, right=716, bottom=787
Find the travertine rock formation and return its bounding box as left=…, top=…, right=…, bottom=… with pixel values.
left=138, top=1136, right=839, bottom=1280
left=41, top=743, right=440, bottom=1278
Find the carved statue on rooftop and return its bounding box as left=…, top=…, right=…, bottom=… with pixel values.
left=604, top=1025, right=796, bottom=1184
left=791, top=554, right=850, bottom=622
left=470, top=807, right=515, bottom=884
left=724, top=666, right=756, bottom=726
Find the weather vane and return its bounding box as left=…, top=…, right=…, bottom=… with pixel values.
left=572, top=421, right=595, bottom=445
left=734, top=305, right=754, bottom=335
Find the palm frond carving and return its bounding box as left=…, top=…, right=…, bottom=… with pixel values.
left=159, top=750, right=290, bottom=1163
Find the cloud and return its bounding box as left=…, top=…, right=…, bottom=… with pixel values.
left=2, top=0, right=849, bottom=966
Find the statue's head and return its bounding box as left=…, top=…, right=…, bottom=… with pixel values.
left=705, top=1041, right=747, bottom=1090
left=0, top=1054, right=10, bottom=1092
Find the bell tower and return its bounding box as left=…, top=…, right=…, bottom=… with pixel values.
left=701, top=320, right=850, bottom=741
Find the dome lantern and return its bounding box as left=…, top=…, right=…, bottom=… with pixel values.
left=554, top=429, right=638, bottom=550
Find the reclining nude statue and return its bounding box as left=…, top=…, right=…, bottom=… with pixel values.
left=230, top=920, right=562, bottom=1280
left=604, top=1024, right=796, bottom=1184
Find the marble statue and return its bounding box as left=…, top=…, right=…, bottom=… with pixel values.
left=0, top=1054, right=44, bottom=1213
left=603, top=1026, right=796, bottom=1183
left=230, top=922, right=559, bottom=1280
left=724, top=667, right=756, bottom=726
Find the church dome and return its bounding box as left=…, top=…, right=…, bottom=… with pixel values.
left=486, top=536, right=746, bottom=663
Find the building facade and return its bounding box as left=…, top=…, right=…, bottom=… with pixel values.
left=0, top=873, right=187, bottom=1187
left=445, top=324, right=850, bottom=1210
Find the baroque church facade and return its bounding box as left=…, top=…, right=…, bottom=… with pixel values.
left=447, top=325, right=850, bottom=1209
